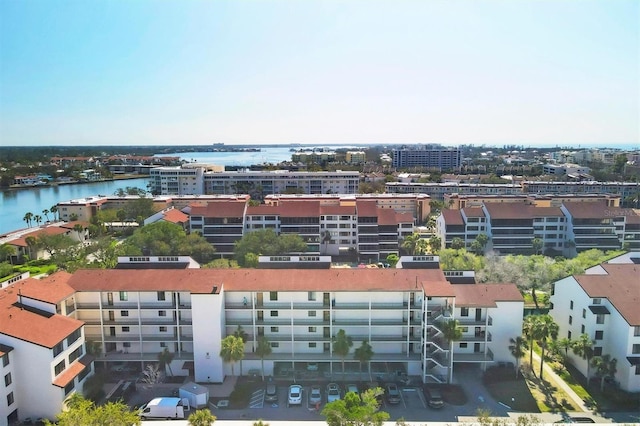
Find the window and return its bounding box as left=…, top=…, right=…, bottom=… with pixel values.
left=55, top=360, right=66, bottom=376
left=595, top=331, right=603, bottom=340
left=459, top=343, right=468, bottom=348
left=582, top=308, right=586, bottom=318
left=568, top=316, right=573, bottom=325
left=593, top=347, right=602, bottom=356
left=270, top=311, right=278, bottom=317
left=157, top=291, right=166, bottom=301
left=158, top=310, right=167, bottom=317
left=581, top=325, right=585, bottom=333
left=308, top=292, right=316, bottom=301
left=69, top=346, right=83, bottom=363
left=122, top=326, right=130, bottom=332
left=570, top=301, right=574, bottom=310
left=121, top=310, right=129, bottom=317
left=308, top=311, right=316, bottom=317
left=53, top=342, right=64, bottom=357
left=309, top=327, right=317, bottom=332
left=592, top=298, right=601, bottom=305
left=309, top=342, right=317, bottom=348
left=123, top=342, right=131, bottom=348
left=596, top=314, right=605, bottom=324
left=7, top=392, right=14, bottom=406
left=567, top=330, right=572, bottom=339
left=635, top=326, right=640, bottom=337
left=460, top=307, right=469, bottom=317
left=64, top=382, right=74, bottom=395
left=159, top=326, right=167, bottom=332
left=632, top=344, right=640, bottom=354
left=119, top=291, right=128, bottom=301
left=66, top=329, right=81, bottom=346
left=160, top=342, right=166, bottom=348
left=4, top=373, right=11, bottom=387
left=271, top=327, right=279, bottom=332
left=1, top=354, right=8, bottom=367
left=636, top=365, right=640, bottom=376
left=270, top=342, right=279, bottom=348
left=270, top=292, right=278, bottom=301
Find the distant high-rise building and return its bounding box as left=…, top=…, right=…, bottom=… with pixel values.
left=392, top=145, right=461, bottom=170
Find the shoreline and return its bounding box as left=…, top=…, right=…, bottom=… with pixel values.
left=4, top=175, right=147, bottom=191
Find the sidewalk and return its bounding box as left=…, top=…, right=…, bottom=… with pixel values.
left=531, top=351, right=590, bottom=412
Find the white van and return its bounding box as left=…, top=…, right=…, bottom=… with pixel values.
left=138, top=397, right=191, bottom=420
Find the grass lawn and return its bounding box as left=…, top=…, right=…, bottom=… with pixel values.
left=483, top=367, right=539, bottom=412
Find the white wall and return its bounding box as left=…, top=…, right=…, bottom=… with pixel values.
left=192, top=292, right=225, bottom=383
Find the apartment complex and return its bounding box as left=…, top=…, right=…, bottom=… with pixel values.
left=549, top=253, right=640, bottom=392
left=386, top=181, right=640, bottom=202
left=436, top=200, right=640, bottom=255
left=149, top=166, right=360, bottom=197
left=392, top=146, right=461, bottom=170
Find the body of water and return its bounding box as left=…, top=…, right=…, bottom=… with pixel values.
left=0, top=178, right=149, bottom=236
left=166, top=147, right=295, bottom=166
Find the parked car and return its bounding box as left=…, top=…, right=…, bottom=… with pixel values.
left=309, top=385, right=322, bottom=407
left=306, top=362, right=319, bottom=371
left=326, top=383, right=341, bottom=403
left=424, top=387, right=444, bottom=408
left=345, top=384, right=359, bottom=397
left=265, top=383, right=278, bottom=402
left=386, top=383, right=401, bottom=404
left=288, top=384, right=302, bottom=407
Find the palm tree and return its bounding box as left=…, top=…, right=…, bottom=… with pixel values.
left=219, top=335, right=244, bottom=376
left=187, top=408, right=216, bottom=426
left=253, top=421, right=269, bottom=426
left=73, top=223, right=84, bottom=242
left=441, top=319, right=462, bottom=383
left=34, top=215, right=42, bottom=227
left=233, top=325, right=248, bottom=376
left=23, top=212, right=33, bottom=228
left=591, top=355, right=617, bottom=392
left=25, top=236, right=38, bottom=260
left=508, top=336, right=527, bottom=379
left=0, top=244, right=16, bottom=265
left=50, top=205, right=59, bottom=221
left=255, top=336, right=272, bottom=381
left=401, top=233, right=421, bottom=255
left=354, top=340, right=374, bottom=379
left=532, top=237, right=543, bottom=255
left=332, top=329, right=353, bottom=375
left=42, top=209, right=50, bottom=222
left=535, top=314, right=559, bottom=379
left=450, top=237, right=465, bottom=250
left=522, top=315, right=539, bottom=370
left=158, top=347, right=175, bottom=377
left=415, top=238, right=430, bottom=255
left=557, top=337, right=573, bottom=367
left=428, top=235, right=442, bottom=253
left=572, top=333, right=595, bottom=382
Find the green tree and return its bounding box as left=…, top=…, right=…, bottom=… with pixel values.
left=522, top=315, right=539, bottom=369
left=187, top=408, right=216, bottom=426
left=0, top=244, right=16, bottom=265
left=37, top=233, right=76, bottom=257
left=25, top=235, right=38, bottom=260
left=508, top=336, right=527, bottom=379
left=321, top=387, right=389, bottom=426
left=333, top=329, right=353, bottom=375
left=253, top=421, right=269, bottom=426
left=255, top=336, right=272, bottom=381
left=532, top=238, right=543, bottom=255
left=450, top=237, right=465, bottom=250
left=23, top=212, right=33, bottom=228
left=233, top=325, right=249, bottom=375
left=591, top=354, right=617, bottom=391
left=158, top=347, right=175, bottom=377
left=50, top=394, right=141, bottom=426
left=42, top=208, right=50, bottom=222
left=73, top=224, right=84, bottom=242
left=204, top=258, right=240, bottom=268
left=219, top=335, right=245, bottom=376
left=385, top=254, right=399, bottom=268
left=428, top=235, right=442, bottom=253
left=401, top=233, right=421, bottom=255
left=441, top=319, right=462, bottom=383
left=234, top=229, right=306, bottom=266
left=535, top=314, right=559, bottom=379
left=556, top=337, right=573, bottom=367
left=572, top=333, right=595, bottom=381
left=50, top=205, right=59, bottom=221
left=354, top=340, right=374, bottom=378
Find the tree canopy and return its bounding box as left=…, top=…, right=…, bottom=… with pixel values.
left=49, top=393, right=140, bottom=426
left=120, top=221, right=216, bottom=263
left=234, top=229, right=307, bottom=267
left=321, top=387, right=389, bottom=426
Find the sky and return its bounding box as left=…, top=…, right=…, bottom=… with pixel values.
left=0, top=0, right=638, bottom=147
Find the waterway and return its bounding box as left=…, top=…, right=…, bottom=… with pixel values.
left=168, top=147, right=294, bottom=166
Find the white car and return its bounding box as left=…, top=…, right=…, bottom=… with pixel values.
left=326, top=383, right=341, bottom=403
left=288, top=384, right=302, bottom=407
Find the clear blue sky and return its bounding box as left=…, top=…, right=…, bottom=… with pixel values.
left=0, top=0, right=638, bottom=147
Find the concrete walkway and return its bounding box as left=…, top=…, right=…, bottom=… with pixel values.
left=531, top=351, right=590, bottom=412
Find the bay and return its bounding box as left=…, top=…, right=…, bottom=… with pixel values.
left=164, top=147, right=297, bottom=166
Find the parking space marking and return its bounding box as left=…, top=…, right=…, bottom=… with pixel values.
left=250, top=389, right=265, bottom=408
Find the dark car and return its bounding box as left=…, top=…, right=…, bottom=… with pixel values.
left=424, top=387, right=444, bottom=408
left=265, top=383, right=278, bottom=402
left=386, top=383, right=401, bottom=404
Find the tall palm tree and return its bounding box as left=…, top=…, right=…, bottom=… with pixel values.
left=572, top=333, right=595, bottom=382
left=158, top=347, right=175, bottom=377
left=73, top=223, right=84, bottom=242
left=25, top=236, right=38, bottom=260
left=508, top=336, right=527, bottom=379
left=354, top=340, right=374, bottom=379
left=415, top=238, right=430, bottom=255
left=233, top=325, right=248, bottom=376
left=535, top=314, right=559, bottom=379
left=50, top=205, right=59, bottom=221
left=401, top=233, right=421, bottom=255
left=34, top=215, right=42, bottom=227
left=187, top=408, right=216, bottom=426
left=219, top=335, right=244, bottom=376
left=441, top=319, right=462, bottom=383
left=557, top=337, right=573, bottom=367
left=522, top=315, right=539, bottom=370
left=255, top=336, right=272, bottom=381
left=591, top=355, right=617, bottom=392
left=23, top=212, right=33, bottom=228
left=332, top=329, right=353, bottom=375
left=42, top=209, right=50, bottom=222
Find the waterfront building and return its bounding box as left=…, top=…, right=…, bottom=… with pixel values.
left=345, top=151, right=366, bottom=164
left=392, top=146, right=461, bottom=170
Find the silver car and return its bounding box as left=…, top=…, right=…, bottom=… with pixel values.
left=309, top=385, right=322, bottom=407
left=326, top=383, right=341, bottom=403
left=288, top=384, right=302, bottom=407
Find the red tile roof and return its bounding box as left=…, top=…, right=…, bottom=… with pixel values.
left=246, top=205, right=283, bottom=215
left=320, top=205, right=356, bottom=215
left=395, top=212, right=414, bottom=223
left=463, top=208, right=485, bottom=218
left=377, top=209, right=397, bottom=226
left=562, top=201, right=610, bottom=219
left=19, top=271, right=75, bottom=304
left=53, top=354, right=94, bottom=387
left=484, top=203, right=563, bottom=219
left=162, top=209, right=189, bottom=224
left=574, top=263, right=640, bottom=326
left=0, top=281, right=83, bottom=348
left=279, top=201, right=320, bottom=217
left=59, top=221, right=90, bottom=230
left=356, top=200, right=378, bottom=217
left=442, top=209, right=464, bottom=225
left=453, top=284, right=523, bottom=307
left=189, top=201, right=247, bottom=218
left=68, top=268, right=453, bottom=294
left=8, top=226, right=70, bottom=247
